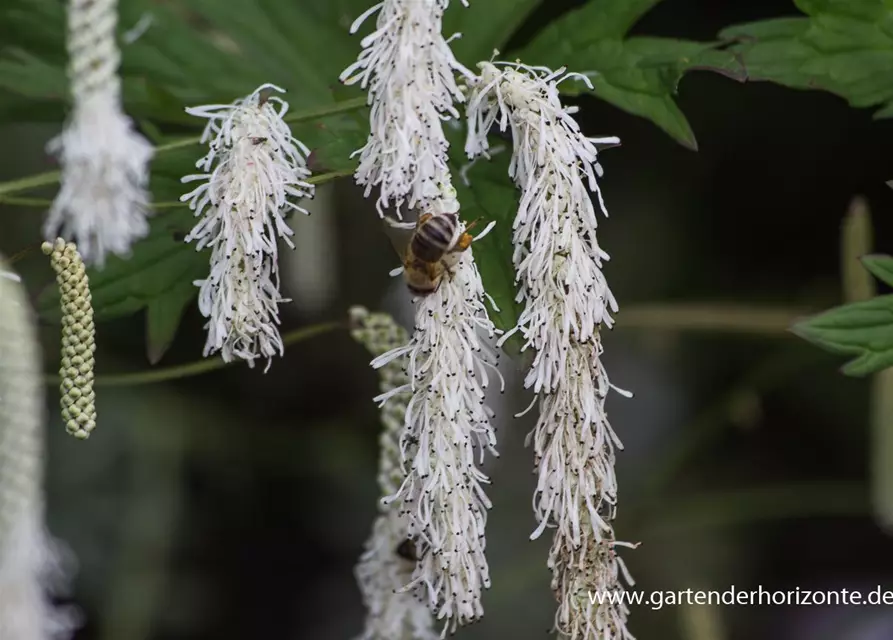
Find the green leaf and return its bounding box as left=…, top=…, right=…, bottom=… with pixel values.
left=514, top=2, right=745, bottom=148
left=146, top=279, right=197, bottom=364
left=444, top=0, right=543, bottom=66
left=792, top=296, right=893, bottom=376
left=721, top=0, right=893, bottom=117
left=861, top=254, right=893, bottom=288
left=299, top=114, right=368, bottom=174
left=543, top=0, right=664, bottom=40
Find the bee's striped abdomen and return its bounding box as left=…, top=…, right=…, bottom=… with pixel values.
left=411, top=213, right=457, bottom=263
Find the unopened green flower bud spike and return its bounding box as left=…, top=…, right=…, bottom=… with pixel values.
left=42, top=238, right=96, bottom=439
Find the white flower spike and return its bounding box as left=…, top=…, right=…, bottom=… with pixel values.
left=344, top=1, right=503, bottom=631
left=181, top=84, right=315, bottom=370
left=0, top=257, right=76, bottom=640
left=465, top=60, right=634, bottom=639
left=372, top=234, right=503, bottom=635
left=340, top=0, right=471, bottom=217
left=46, top=0, right=154, bottom=267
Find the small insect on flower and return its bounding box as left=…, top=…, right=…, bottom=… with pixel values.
left=384, top=212, right=494, bottom=296
left=395, top=537, right=418, bottom=563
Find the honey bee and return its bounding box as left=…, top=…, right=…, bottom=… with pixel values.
left=385, top=212, right=488, bottom=296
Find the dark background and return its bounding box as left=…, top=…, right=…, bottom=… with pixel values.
left=2, top=0, right=893, bottom=639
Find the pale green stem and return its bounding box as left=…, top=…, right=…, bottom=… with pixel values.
left=0, top=97, right=366, bottom=197
left=44, top=321, right=342, bottom=387
left=840, top=196, right=874, bottom=303
left=618, top=303, right=815, bottom=336
left=679, top=590, right=726, bottom=640
left=39, top=302, right=820, bottom=388
left=0, top=170, right=353, bottom=210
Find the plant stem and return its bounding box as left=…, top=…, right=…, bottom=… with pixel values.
left=45, top=321, right=342, bottom=387
left=8, top=243, right=40, bottom=265
left=0, top=97, right=366, bottom=197
left=0, top=196, right=54, bottom=207
left=1, top=170, right=352, bottom=209
left=0, top=171, right=62, bottom=197
left=35, top=302, right=815, bottom=388
left=618, top=303, right=815, bottom=336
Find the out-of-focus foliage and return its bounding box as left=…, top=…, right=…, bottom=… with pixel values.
left=718, top=0, right=893, bottom=374
left=0, top=0, right=756, bottom=359
left=793, top=255, right=893, bottom=376
left=514, top=0, right=746, bottom=149
left=721, top=0, right=893, bottom=118
left=6, top=0, right=893, bottom=368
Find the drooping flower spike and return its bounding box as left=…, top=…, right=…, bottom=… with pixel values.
left=46, top=0, right=154, bottom=266
left=180, top=84, right=315, bottom=370
left=465, top=59, right=635, bottom=639
left=340, top=0, right=471, bottom=217
left=344, top=0, right=505, bottom=632
left=371, top=235, right=504, bottom=634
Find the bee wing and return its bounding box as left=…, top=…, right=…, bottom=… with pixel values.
left=381, top=215, right=415, bottom=260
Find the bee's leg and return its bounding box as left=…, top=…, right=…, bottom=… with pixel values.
left=440, top=260, right=460, bottom=282
left=453, top=232, right=474, bottom=252
left=417, top=212, right=433, bottom=226
left=425, top=261, right=441, bottom=280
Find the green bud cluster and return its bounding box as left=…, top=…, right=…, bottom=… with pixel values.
left=42, top=239, right=96, bottom=439
left=349, top=306, right=410, bottom=497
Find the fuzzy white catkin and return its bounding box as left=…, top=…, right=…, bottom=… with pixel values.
left=0, top=259, right=74, bottom=640
left=465, top=61, right=634, bottom=639
left=45, top=0, right=154, bottom=266
left=181, top=84, right=315, bottom=370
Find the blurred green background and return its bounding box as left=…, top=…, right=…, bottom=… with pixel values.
left=3, top=1, right=893, bottom=639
